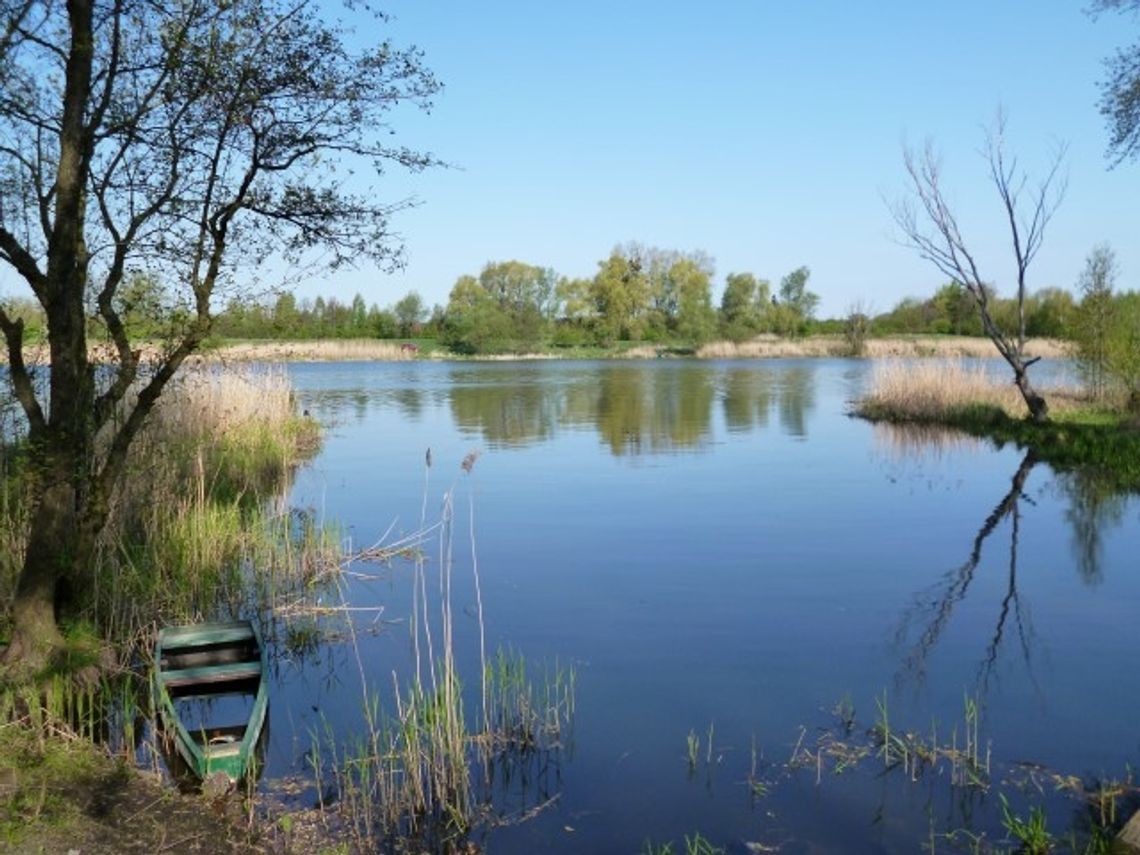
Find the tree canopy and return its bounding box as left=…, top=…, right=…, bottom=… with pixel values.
left=0, top=0, right=440, bottom=666
left=1092, top=0, right=1140, bottom=163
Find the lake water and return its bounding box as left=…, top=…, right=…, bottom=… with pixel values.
left=261, top=359, right=1140, bottom=853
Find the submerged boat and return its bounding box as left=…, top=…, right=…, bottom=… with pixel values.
left=153, top=619, right=268, bottom=786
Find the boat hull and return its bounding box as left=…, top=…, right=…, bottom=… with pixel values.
left=154, top=619, right=268, bottom=785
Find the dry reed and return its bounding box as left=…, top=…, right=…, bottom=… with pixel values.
left=23, top=363, right=329, bottom=637
left=203, top=339, right=418, bottom=362
left=699, top=335, right=1071, bottom=360
left=858, top=359, right=1084, bottom=423
left=862, top=360, right=1027, bottom=420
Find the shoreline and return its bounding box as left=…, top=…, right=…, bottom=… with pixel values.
left=0, top=335, right=1071, bottom=365
left=200, top=334, right=1072, bottom=364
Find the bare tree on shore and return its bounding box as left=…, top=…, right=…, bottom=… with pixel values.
left=890, top=111, right=1067, bottom=423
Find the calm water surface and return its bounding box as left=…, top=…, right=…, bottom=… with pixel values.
left=261, top=359, right=1139, bottom=853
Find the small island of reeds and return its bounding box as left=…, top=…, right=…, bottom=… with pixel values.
left=855, top=360, right=1140, bottom=489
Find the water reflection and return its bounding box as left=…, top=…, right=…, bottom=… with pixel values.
left=895, top=451, right=1039, bottom=690
left=442, top=363, right=816, bottom=454
left=1056, top=469, right=1129, bottom=587
left=590, top=366, right=716, bottom=455
left=872, top=421, right=984, bottom=459
left=449, top=369, right=558, bottom=448
left=890, top=437, right=1139, bottom=698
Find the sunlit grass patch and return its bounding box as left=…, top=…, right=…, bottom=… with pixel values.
left=858, top=360, right=1028, bottom=421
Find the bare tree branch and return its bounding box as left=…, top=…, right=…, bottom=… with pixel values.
left=889, top=113, right=1066, bottom=423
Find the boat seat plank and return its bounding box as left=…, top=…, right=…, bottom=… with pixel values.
left=161, top=661, right=261, bottom=687
left=160, top=623, right=256, bottom=648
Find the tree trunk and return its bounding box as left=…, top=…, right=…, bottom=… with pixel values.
left=3, top=464, right=82, bottom=673
left=1014, top=368, right=1050, bottom=424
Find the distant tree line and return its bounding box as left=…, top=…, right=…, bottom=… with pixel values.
left=13, top=244, right=1129, bottom=364
left=212, top=290, right=436, bottom=340
left=872, top=282, right=1078, bottom=339
left=439, top=245, right=821, bottom=354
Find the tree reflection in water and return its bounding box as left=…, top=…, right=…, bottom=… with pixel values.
left=883, top=421, right=1139, bottom=696
left=1057, top=468, right=1129, bottom=587
left=892, top=448, right=1039, bottom=692
left=447, top=363, right=817, bottom=454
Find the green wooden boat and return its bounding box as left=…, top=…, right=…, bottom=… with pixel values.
left=154, top=619, right=268, bottom=786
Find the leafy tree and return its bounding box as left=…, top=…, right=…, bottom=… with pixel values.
left=478, top=260, right=556, bottom=343
left=1074, top=244, right=1118, bottom=399
left=591, top=251, right=650, bottom=344
left=367, top=305, right=399, bottom=339
left=720, top=272, right=760, bottom=341
left=775, top=266, right=819, bottom=336
left=394, top=290, right=427, bottom=337
left=1104, top=292, right=1140, bottom=410
left=555, top=277, right=595, bottom=324
left=272, top=293, right=301, bottom=337
left=350, top=294, right=368, bottom=332
left=553, top=276, right=595, bottom=346
left=719, top=271, right=772, bottom=338
left=875, top=296, right=929, bottom=334
left=671, top=258, right=717, bottom=345
left=890, top=112, right=1066, bottom=422
left=0, top=0, right=439, bottom=667
left=1091, top=1, right=1140, bottom=163
left=930, top=282, right=982, bottom=335
left=1024, top=287, right=1075, bottom=339
left=441, top=275, right=512, bottom=354
left=424, top=304, right=446, bottom=339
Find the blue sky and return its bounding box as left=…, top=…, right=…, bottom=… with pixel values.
left=318, top=0, right=1136, bottom=319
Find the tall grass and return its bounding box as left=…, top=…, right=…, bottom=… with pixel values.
left=856, top=359, right=1087, bottom=425
left=0, top=364, right=330, bottom=644
left=307, top=458, right=575, bottom=851
left=88, top=365, right=327, bottom=637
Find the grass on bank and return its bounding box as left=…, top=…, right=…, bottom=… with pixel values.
left=0, top=364, right=328, bottom=645
left=0, top=720, right=266, bottom=853
left=0, top=363, right=341, bottom=851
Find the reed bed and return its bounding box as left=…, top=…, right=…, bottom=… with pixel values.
left=0, top=363, right=332, bottom=642
left=859, top=359, right=1029, bottom=421
left=855, top=359, right=1085, bottom=424
left=206, top=339, right=418, bottom=362
left=698, top=335, right=1071, bottom=360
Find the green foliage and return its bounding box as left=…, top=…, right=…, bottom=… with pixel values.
left=441, top=275, right=513, bottom=354
left=214, top=291, right=404, bottom=340
left=1025, top=287, right=1076, bottom=338
left=672, top=259, right=716, bottom=345
left=591, top=250, right=651, bottom=344
left=718, top=271, right=773, bottom=341
left=774, top=266, right=819, bottom=336
left=440, top=261, right=556, bottom=354
left=1103, top=292, right=1140, bottom=410
left=393, top=291, right=427, bottom=337
left=1092, top=0, right=1140, bottom=163
left=1000, top=794, right=1054, bottom=854
left=642, top=833, right=724, bottom=855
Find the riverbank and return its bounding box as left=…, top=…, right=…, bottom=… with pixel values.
left=0, top=726, right=263, bottom=853
left=0, top=334, right=1072, bottom=364
left=200, top=334, right=1071, bottom=363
